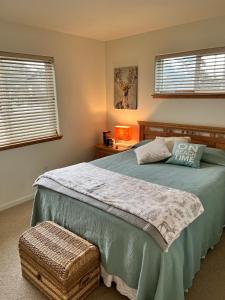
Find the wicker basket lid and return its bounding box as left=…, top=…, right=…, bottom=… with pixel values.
left=19, top=221, right=99, bottom=281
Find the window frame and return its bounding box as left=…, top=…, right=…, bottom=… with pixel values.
left=0, top=51, right=62, bottom=151
left=153, top=47, right=225, bottom=98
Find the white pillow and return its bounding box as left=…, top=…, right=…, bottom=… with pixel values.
left=156, top=136, right=191, bottom=152
left=134, top=138, right=171, bottom=165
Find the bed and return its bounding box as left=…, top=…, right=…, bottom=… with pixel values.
left=32, top=121, right=225, bottom=300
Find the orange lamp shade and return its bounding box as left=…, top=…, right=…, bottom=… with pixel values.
left=114, top=125, right=131, bottom=141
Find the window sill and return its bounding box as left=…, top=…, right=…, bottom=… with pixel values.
left=0, top=135, right=63, bottom=151
left=152, top=93, right=225, bottom=99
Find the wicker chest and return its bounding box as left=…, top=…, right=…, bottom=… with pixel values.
left=19, top=221, right=100, bottom=300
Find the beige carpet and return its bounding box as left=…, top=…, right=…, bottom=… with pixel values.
left=0, top=201, right=225, bottom=300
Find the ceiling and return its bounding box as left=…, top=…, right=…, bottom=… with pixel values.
left=0, top=0, right=225, bottom=41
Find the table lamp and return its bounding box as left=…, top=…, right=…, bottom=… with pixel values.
left=114, top=125, right=131, bottom=148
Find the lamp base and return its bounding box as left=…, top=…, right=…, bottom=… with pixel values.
left=115, top=142, right=133, bottom=149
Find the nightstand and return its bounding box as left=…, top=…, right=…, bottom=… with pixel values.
left=95, top=144, right=131, bottom=159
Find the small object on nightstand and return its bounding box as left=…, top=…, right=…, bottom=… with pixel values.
left=95, top=144, right=131, bottom=159
left=103, top=131, right=111, bottom=146
left=107, top=138, right=114, bottom=147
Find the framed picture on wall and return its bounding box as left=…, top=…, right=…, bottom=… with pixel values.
left=114, top=66, right=138, bottom=109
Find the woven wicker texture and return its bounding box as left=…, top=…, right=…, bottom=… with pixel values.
left=19, top=221, right=99, bottom=282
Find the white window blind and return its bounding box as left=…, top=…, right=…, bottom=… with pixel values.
left=154, top=47, right=225, bottom=97
left=0, top=52, right=60, bottom=149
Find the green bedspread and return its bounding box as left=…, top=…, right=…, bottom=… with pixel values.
left=32, top=149, right=225, bottom=300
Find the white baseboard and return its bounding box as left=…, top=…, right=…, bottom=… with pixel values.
left=0, top=193, right=34, bottom=212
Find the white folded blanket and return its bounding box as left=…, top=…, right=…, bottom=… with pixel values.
left=34, top=163, right=204, bottom=250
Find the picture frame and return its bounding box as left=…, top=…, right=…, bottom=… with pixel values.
left=114, top=66, right=138, bottom=110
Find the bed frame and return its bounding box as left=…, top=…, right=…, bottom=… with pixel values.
left=138, top=121, right=225, bottom=150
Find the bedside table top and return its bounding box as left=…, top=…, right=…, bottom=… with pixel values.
left=95, top=144, right=132, bottom=153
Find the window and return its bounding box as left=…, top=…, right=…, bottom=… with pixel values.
left=0, top=51, right=61, bottom=150
left=153, top=47, right=225, bottom=98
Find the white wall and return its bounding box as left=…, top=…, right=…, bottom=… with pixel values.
left=106, top=16, right=225, bottom=139
left=0, top=21, right=106, bottom=211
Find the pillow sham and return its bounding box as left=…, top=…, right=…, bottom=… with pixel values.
left=156, top=136, right=191, bottom=152
left=134, top=138, right=171, bottom=165
left=166, top=142, right=206, bottom=168
left=201, top=147, right=225, bottom=166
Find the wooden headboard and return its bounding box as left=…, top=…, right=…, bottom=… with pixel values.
left=138, top=121, right=225, bottom=150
